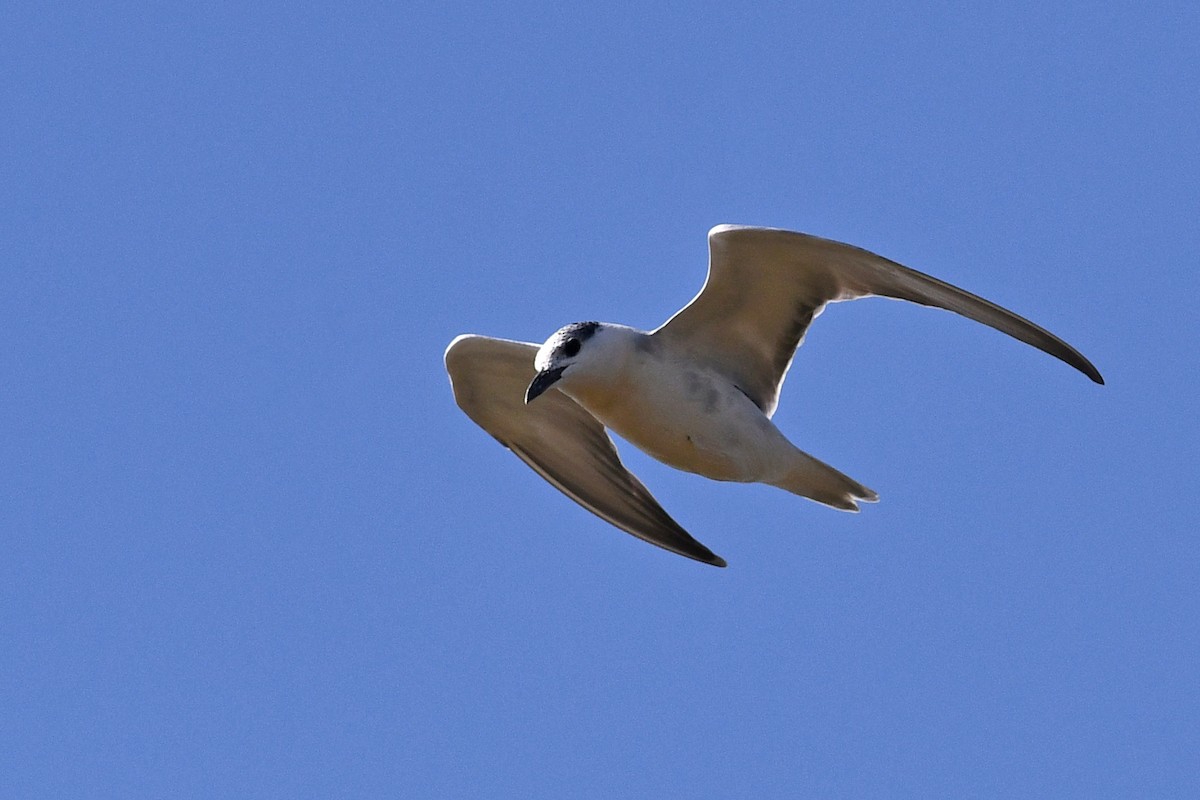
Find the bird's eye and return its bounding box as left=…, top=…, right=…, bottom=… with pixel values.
left=562, top=338, right=581, bottom=357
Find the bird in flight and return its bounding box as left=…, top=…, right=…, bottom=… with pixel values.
left=445, top=225, right=1103, bottom=567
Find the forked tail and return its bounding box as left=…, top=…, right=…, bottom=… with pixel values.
left=768, top=449, right=879, bottom=511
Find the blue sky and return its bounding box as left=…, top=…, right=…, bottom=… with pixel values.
left=3, top=2, right=1197, bottom=797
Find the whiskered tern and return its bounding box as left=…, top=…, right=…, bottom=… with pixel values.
left=445, top=225, right=1102, bottom=566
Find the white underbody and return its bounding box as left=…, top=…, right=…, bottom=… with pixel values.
left=559, top=344, right=795, bottom=484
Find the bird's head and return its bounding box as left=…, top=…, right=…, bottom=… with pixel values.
left=525, top=321, right=612, bottom=403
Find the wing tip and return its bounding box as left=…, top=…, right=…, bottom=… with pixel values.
left=694, top=550, right=728, bottom=568
left=1063, top=351, right=1104, bottom=385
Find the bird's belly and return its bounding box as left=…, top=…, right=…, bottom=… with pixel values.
left=571, top=374, right=780, bottom=483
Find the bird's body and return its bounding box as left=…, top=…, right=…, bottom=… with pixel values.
left=558, top=325, right=790, bottom=483
left=548, top=323, right=874, bottom=510
left=445, top=225, right=1102, bottom=566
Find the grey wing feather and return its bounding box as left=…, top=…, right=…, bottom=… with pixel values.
left=444, top=334, right=726, bottom=567
left=654, top=225, right=1103, bottom=416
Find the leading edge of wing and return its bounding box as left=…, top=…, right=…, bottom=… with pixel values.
left=444, top=334, right=727, bottom=567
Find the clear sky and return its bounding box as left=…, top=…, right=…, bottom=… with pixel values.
left=3, top=2, right=1197, bottom=797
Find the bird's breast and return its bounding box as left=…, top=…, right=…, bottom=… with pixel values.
left=565, top=362, right=783, bottom=483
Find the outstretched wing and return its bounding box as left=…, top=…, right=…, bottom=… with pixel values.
left=653, top=225, right=1103, bottom=417
left=444, top=334, right=726, bottom=567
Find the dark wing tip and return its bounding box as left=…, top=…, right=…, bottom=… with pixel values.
left=1062, top=349, right=1104, bottom=385
left=678, top=536, right=727, bottom=567
left=665, top=540, right=727, bottom=568
left=683, top=536, right=727, bottom=567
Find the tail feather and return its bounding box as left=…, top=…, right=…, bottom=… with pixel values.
left=769, top=449, right=878, bottom=511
